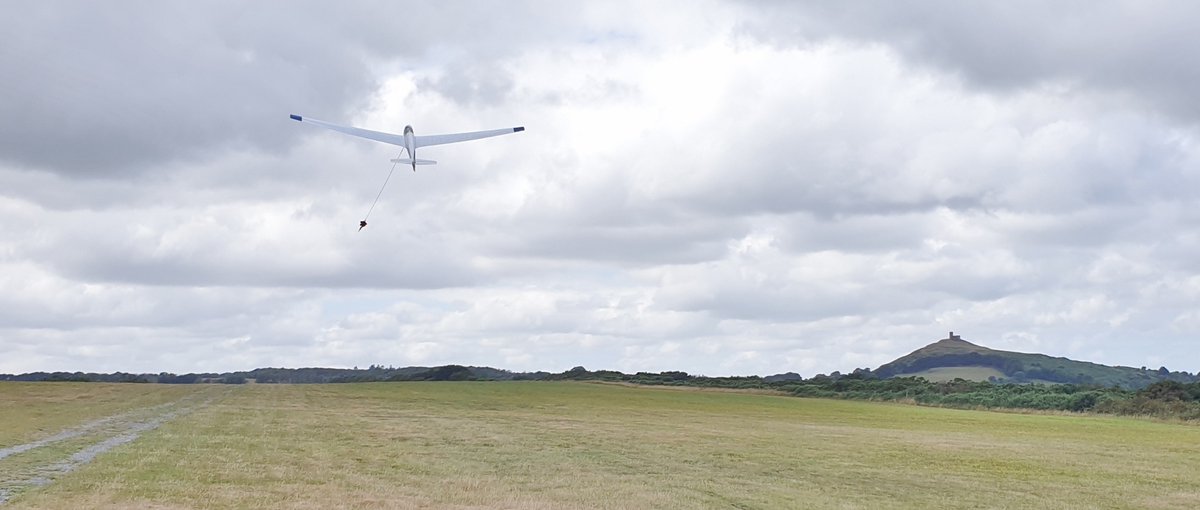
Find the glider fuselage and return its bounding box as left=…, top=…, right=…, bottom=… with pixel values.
left=403, top=125, right=416, bottom=170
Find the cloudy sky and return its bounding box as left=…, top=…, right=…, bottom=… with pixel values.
left=2, top=1, right=1199, bottom=376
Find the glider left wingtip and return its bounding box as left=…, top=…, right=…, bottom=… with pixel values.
left=289, top=114, right=303, bottom=122
left=514, top=126, right=525, bottom=132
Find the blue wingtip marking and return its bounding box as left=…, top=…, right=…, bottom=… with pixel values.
left=514, top=126, right=525, bottom=132
left=290, top=114, right=302, bottom=121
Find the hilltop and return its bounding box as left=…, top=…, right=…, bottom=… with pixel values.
left=874, top=333, right=1198, bottom=389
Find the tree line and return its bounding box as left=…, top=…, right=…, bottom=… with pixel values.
left=7, top=364, right=1200, bottom=420
left=0, top=365, right=546, bottom=384
left=549, top=367, right=1200, bottom=420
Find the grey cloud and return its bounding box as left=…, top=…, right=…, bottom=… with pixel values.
left=775, top=213, right=935, bottom=253
left=653, top=250, right=1027, bottom=324
left=0, top=1, right=597, bottom=177
left=494, top=214, right=745, bottom=266
left=736, top=1, right=1200, bottom=122
left=43, top=236, right=483, bottom=290
left=640, top=74, right=1194, bottom=228
left=15, top=204, right=486, bottom=289
left=0, top=2, right=388, bottom=176
left=417, top=62, right=517, bottom=108
left=668, top=284, right=936, bottom=323
left=0, top=272, right=309, bottom=331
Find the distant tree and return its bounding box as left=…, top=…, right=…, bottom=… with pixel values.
left=1187, top=383, right=1200, bottom=402
left=764, top=372, right=803, bottom=383
left=850, top=367, right=875, bottom=379
left=1067, top=392, right=1101, bottom=411
left=418, top=365, right=474, bottom=381
left=1141, top=380, right=1188, bottom=401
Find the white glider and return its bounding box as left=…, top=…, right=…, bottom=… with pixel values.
left=290, top=114, right=524, bottom=171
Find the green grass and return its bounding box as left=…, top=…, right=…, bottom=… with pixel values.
left=901, top=366, right=1007, bottom=382
left=899, top=366, right=1064, bottom=386
left=6, top=382, right=1200, bottom=509
left=0, top=382, right=205, bottom=449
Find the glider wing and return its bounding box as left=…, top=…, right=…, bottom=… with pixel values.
left=414, top=127, right=525, bottom=148
left=289, top=115, right=406, bottom=146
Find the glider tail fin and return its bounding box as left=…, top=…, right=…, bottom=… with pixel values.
left=390, top=158, right=437, bottom=166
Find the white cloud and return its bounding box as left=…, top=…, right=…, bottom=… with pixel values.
left=2, top=1, right=1200, bottom=376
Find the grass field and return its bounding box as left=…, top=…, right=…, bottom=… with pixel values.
left=2, top=381, right=1199, bottom=509
left=901, top=366, right=1008, bottom=382
left=0, top=383, right=204, bottom=449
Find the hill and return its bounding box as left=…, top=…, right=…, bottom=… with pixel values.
left=874, top=333, right=1198, bottom=389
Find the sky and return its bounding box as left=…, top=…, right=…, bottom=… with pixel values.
left=2, top=1, right=1199, bottom=376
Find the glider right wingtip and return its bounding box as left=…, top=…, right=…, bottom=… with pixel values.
left=289, top=114, right=302, bottom=122
left=514, top=126, right=525, bottom=132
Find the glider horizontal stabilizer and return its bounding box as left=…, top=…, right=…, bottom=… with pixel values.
left=390, top=158, right=437, bottom=165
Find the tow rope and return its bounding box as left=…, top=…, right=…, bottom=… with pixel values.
left=360, top=154, right=402, bottom=231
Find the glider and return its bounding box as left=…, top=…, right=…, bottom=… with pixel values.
left=289, top=114, right=524, bottom=171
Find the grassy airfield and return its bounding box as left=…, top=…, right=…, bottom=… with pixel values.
left=0, top=383, right=200, bottom=449
left=2, top=382, right=1199, bottom=509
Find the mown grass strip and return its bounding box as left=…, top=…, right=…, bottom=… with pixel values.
left=0, top=383, right=205, bottom=449
left=0, top=386, right=223, bottom=505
